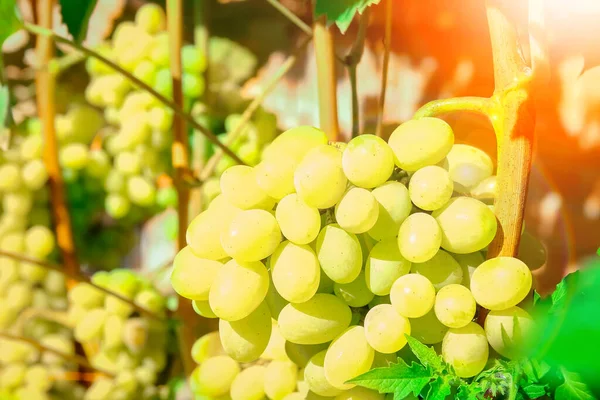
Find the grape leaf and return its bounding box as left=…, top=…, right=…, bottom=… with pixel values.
left=425, top=376, right=453, bottom=400
left=554, top=369, right=596, bottom=400
left=313, top=0, right=381, bottom=34
left=58, top=0, right=98, bottom=43
left=405, top=335, right=444, bottom=373
left=521, top=359, right=551, bottom=383
left=549, top=271, right=578, bottom=313
left=349, top=359, right=434, bottom=398
left=522, top=384, right=547, bottom=398
left=457, top=383, right=484, bottom=400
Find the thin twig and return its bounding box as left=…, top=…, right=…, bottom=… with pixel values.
left=413, top=97, right=495, bottom=120
left=266, top=0, right=312, bottom=35
left=200, top=35, right=312, bottom=181
left=23, top=22, right=245, bottom=166
left=13, top=308, right=72, bottom=334
left=0, top=250, right=164, bottom=321
left=375, top=0, right=392, bottom=137
left=0, top=331, right=115, bottom=377
left=345, top=9, right=370, bottom=137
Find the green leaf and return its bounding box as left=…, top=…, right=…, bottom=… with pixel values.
left=554, top=369, right=596, bottom=400
left=523, top=384, right=547, bottom=399
left=166, top=376, right=186, bottom=400
left=521, top=359, right=550, bottom=383
left=405, top=335, right=444, bottom=373
left=0, top=84, right=12, bottom=150
left=533, top=290, right=541, bottom=305
left=425, top=376, right=453, bottom=400
left=0, top=0, right=22, bottom=47
left=349, top=359, right=434, bottom=398
left=313, top=0, right=381, bottom=34
left=57, top=0, right=97, bottom=43
left=550, top=271, right=577, bottom=312
left=456, top=383, right=484, bottom=400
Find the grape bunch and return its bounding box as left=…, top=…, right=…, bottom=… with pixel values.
left=171, top=118, right=540, bottom=399
left=67, top=269, right=168, bottom=400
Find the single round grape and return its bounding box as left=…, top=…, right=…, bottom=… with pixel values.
left=365, top=237, right=412, bottom=296
left=390, top=274, right=435, bottom=318
left=22, top=159, right=48, bottom=190
left=278, top=293, right=352, bottom=345
left=517, top=230, right=547, bottom=271
left=3, top=190, right=33, bottom=216
left=219, top=302, right=272, bottom=362
left=210, top=259, right=269, bottom=321
left=316, top=224, right=362, bottom=284
left=191, top=331, right=225, bottom=364
left=408, top=166, right=453, bottom=211
left=470, top=175, right=497, bottom=200
left=24, top=225, right=55, bottom=258
left=182, top=45, right=207, bottom=74
left=335, top=188, right=379, bottom=234
left=442, top=322, right=489, bottom=378
left=127, top=176, right=156, bottom=207
left=367, top=182, right=413, bottom=240
left=324, top=326, right=374, bottom=390
left=470, top=257, right=532, bottom=310
left=484, top=306, right=534, bottom=359
left=266, top=279, right=289, bottom=320
left=409, top=309, right=448, bottom=345
left=105, top=193, right=131, bottom=219
left=444, top=144, right=494, bottom=191
left=294, top=144, right=348, bottom=209
left=220, top=165, right=275, bottom=210
left=411, top=250, right=463, bottom=291
left=333, top=271, right=374, bottom=308
left=434, top=284, right=476, bottom=328
left=276, top=194, right=321, bottom=245
left=230, top=365, right=267, bottom=400
left=397, top=213, right=442, bottom=263
left=452, top=252, right=484, bottom=289
left=192, top=356, right=240, bottom=397
left=221, top=209, right=281, bottom=262
left=335, top=387, right=385, bottom=400
left=264, top=360, right=298, bottom=400
left=342, top=134, right=394, bottom=188
left=261, top=322, right=288, bottom=361
left=20, top=134, right=43, bottom=160
left=74, top=308, right=108, bottom=342
left=285, top=342, right=329, bottom=369
left=171, top=247, right=223, bottom=301
left=187, top=205, right=240, bottom=260
left=432, top=197, right=497, bottom=254
left=191, top=300, right=217, bottom=318
left=364, top=304, right=411, bottom=353
left=0, top=163, right=22, bottom=192
left=103, top=314, right=125, bottom=349
left=59, top=143, right=89, bottom=170
left=255, top=155, right=298, bottom=200
left=304, top=350, right=343, bottom=397
left=388, top=118, right=454, bottom=171
left=183, top=74, right=205, bottom=98
left=271, top=241, right=320, bottom=303
left=115, top=151, right=142, bottom=175
left=263, top=126, right=328, bottom=163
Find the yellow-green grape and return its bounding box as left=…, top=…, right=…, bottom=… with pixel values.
left=85, top=150, right=111, bottom=178
left=434, top=284, right=476, bottom=328
left=432, top=197, right=497, bottom=254
left=264, top=360, right=298, bottom=400
left=275, top=194, right=321, bottom=245
left=219, top=302, right=272, bottom=362
left=335, top=387, right=385, bottom=400
left=371, top=351, right=396, bottom=369
left=324, top=326, right=374, bottom=390
left=24, top=225, right=55, bottom=258
left=191, top=356, right=240, bottom=397
left=470, top=257, right=532, bottom=310
left=209, top=259, right=269, bottom=321
left=84, top=377, right=115, bottom=400
left=171, top=247, right=222, bottom=301
left=271, top=241, right=320, bottom=303
left=20, top=134, right=43, bottom=160
left=517, top=230, right=547, bottom=271
left=0, top=363, right=26, bottom=389
left=294, top=145, right=348, bottom=209
left=115, top=152, right=142, bottom=175
left=263, top=126, right=328, bottom=162
left=411, top=250, right=463, bottom=291
left=103, top=314, right=125, bottom=349
left=123, top=318, right=149, bottom=353
left=74, top=308, right=107, bottom=342
left=68, top=283, right=105, bottom=309
left=192, top=300, right=218, bottom=318
left=397, top=213, right=442, bottom=263
left=334, top=188, right=379, bottom=234
left=444, top=144, right=494, bottom=192
left=59, top=143, right=89, bottom=169
left=24, top=365, right=51, bottom=391
left=390, top=274, right=435, bottom=318
left=316, top=224, right=362, bottom=284
left=261, top=322, right=288, bottom=361
left=333, top=271, right=374, bottom=307
left=367, top=182, right=413, bottom=241
left=364, top=304, right=411, bottom=353
left=221, top=209, right=282, bottom=262
left=191, top=331, right=225, bottom=364
left=22, top=159, right=48, bottom=190
left=470, top=175, right=497, bottom=200
left=442, top=322, right=489, bottom=378
left=230, top=365, right=267, bottom=400
left=278, top=293, right=352, bottom=345
left=182, top=45, right=207, bottom=74
left=266, top=279, right=289, bottom=320
left=6, top=281, right=33, bottom=310
left=283, top=393, right=305, bottom=400
left=255, top=154, right=298, bottom=200
left=341, top=134, right=394, bottom=188
left=452, top=252, right=484, bottom=289
left=187, top=205, right=241, bottom=260
left=0, top=163, right=22, bottom=191
left=304, top=350, right=343, bottom=397
left=368, top=295, right=390, bottom=308
left=365, top=238, right=412, bottom=296
left=285, top=342, right=329, bottom=369
left=127, top=176, right=156, bottom=207
left=105, top=193, right=131, bottom=219
left=220, top=165, right=275, bottom=210
left=387, top=118, right=454, bottom=171
left=484, top=306, right=534, bottom=359
left=3, top=190, right=33, bottom=216
left=408, top=166, right=453, bottom=211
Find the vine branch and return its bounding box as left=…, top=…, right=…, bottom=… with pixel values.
left=375, top=0, right=392, bottom=138
left=413, top=97, right=495, bottom=120
left=345, top=9, right=370, bottom=138
left=266, top=0, right=312, bottom=35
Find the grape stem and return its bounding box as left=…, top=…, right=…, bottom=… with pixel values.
left=34, top=0, right=80, bottom=289
left=413, top=97, right=495, bottom=120
left=266, top=0, right=312, bottom=36
left=0, top=331, right=115, bottom=377
left=23, top=22, right=246, bottom=166
left=0, top=250, right=165, bottom=321
left=375, top=0, right=393, bottom=138
left=13, top=307, right=72, bottom=334
left=345, top=8, right=370, bottom=138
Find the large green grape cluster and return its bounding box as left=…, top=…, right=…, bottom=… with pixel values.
left=67, top=269, right=168, bottom=400
left=172, top=118, right=541, bottom=399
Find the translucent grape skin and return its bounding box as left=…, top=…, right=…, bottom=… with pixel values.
left=408, top=166, right=453, bottom=211
left=192, top=300, right=218, bottom=318
left=365, top=238, right=411, bottom=296
left=397, top=213, right=442, bottom=263
left=276, top=194, right=321, bottom=245
left=191, top=356, right=240, bottom=397
left=219, top=302, right=272, bottom=362
left=341, top=134, right=394, bottom=188
left=334, top=188, right=379, bottom=234
left=209, top=259, right=269, bottom=321
left=364, top=304, right=411, bottom=353
left=387, top=117, right=454, bottom=172
left=263, top=126, right=329, bottom=163
left=411, top=249, right=463, bottom=291
left=191, top=331, right=225, bottom=364
left=221, top=209, right=282, bottom=262
left=324, top=326, right=374, bottom=390
left=285, top=342, right=329, bottom=369
left=333, top=271, right=374, bottom=307
left=171, top=246, right=223, bottom=301
left=390, top=274, right=436, bottom=318
left=442, top=322, right=489, bottom=378
left=255, top=154, right=298, bottom=200
left=304, top=350, right=343, bottom=397
left=409, top=309, right=448, bottom=345
left=434, top=284, right=476, bottom=328
left=187, top=206, right=240, bottom=260
left=367, top=182, right=412, bottom=241
left=264, top=360, right=298, bottom=400
left=271, top=241, right=320, bottom=303
left=220, top=165, right=275, bottom=210
left=444, top=144, right=494, bottom=191
left=316, top=224, right=362, bottom=284
left=484, top=306, right=534, bottom=359
left=230, top=365, right=267, bottom=400
left=470, top=257, right=532, bottom=310
left=278, top=293, right=352, bottom=345
left=452, top=252, right=484, bottom=289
